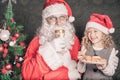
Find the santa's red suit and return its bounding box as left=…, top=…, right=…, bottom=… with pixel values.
left=22, top=35, right=81, bottom=80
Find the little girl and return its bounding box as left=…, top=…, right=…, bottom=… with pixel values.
left=78, top=13, right=119, bottom=80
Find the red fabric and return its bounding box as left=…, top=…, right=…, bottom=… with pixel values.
left=22, top=36, right=81, bottom=80
left=89, top=13, right=113, bottom=29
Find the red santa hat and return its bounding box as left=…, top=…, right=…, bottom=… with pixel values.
left=86, top=13, right=115, bottom=34
left=42, top=0, right=75, bottom=22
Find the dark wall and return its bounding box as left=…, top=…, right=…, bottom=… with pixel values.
left=0, top=0, right=120, bottom=79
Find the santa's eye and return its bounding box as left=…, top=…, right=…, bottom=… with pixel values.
left=46, top=16, right=56, bottom=21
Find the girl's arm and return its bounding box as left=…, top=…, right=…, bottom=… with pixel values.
left=77, top=46, right=87, bottom=73
left=101, top=48, right=119, bottom=76
left=77, top=61, right=86, bottom=73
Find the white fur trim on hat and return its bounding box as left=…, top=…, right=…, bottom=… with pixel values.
left=86, top=22, right=109, bottom=34
left=69, top=16, right=75, bottom=22
left=42, top=3, right=68, bottom=18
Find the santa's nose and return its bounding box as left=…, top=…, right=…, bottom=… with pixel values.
left=56, top=18, right=61, bottom=25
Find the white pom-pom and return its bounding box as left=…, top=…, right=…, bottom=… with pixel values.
left=69, top=16, right=75, bottom=22
left=109, top=28, right=115, bottom=33
left=9, top=41, right=16, bottom=46
left=19, top=57, right=24, bottom=62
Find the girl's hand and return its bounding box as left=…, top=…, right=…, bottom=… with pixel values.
left=78, top=46, right=87, bottom=61
left=96, top=61, right=107, bottom=70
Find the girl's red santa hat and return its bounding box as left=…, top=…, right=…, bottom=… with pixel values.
left=86, top=13, right=115, bottom=34
left=42, top=0, right=75, bottom=22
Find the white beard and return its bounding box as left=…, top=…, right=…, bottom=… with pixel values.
left=36, top=20, right=75, bottom=50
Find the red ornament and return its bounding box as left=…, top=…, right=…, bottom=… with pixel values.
left=16, top=63, right=21, bottom=68
left=3, top=43, right=8, bottom=48
left=1, top=68, right=7, bottom=74
left=7, top=26, right=11, bottom=30
left=2, top=48, right=8, bottom=58
left=20, top=42, right=25, bottom=47
left=11, top=36, right=17, bottom=41
left=15, top=55, right=19, bottom=60
left=11, top=18, right=15, bottom=23
left=5, top=64, right=12, bottom=70
left=0, top=45, right=4, bottom=52
left=14, top=32, right=20, bottom=38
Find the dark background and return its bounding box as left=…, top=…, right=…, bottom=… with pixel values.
left=0, top=0, right=120, bottom=79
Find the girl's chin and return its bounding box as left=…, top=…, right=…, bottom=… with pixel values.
left=91, top=41, right=98, bottom=44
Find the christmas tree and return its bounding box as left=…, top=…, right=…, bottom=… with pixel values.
left=0, top=0, right=26, bottom=80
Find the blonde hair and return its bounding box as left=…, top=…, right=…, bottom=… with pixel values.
left=81, top=30, right=115, bottom=49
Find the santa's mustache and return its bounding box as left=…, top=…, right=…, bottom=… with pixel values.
left=37, top=22, right=75, bottom=48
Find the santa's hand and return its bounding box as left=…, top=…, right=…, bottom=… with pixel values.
left=50, top=38, right=65, bottom=52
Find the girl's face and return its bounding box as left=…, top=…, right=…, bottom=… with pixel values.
left=87, top=28, right=104, bottom=46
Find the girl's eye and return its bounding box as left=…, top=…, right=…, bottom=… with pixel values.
left=87, top=31, right=91, bottom=34
left=94, top=30, right=97, bottom=33
left=88, top=32, right=90, bottom=34
left=87, top=30, right=90, bottom=33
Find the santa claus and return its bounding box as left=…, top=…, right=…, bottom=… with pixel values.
left=22, top=0, right=82, bottom=80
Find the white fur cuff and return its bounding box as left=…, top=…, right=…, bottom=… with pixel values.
left=38, top=42, right=63, bottom=70
left=68, top=69, right=81, bottom=80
